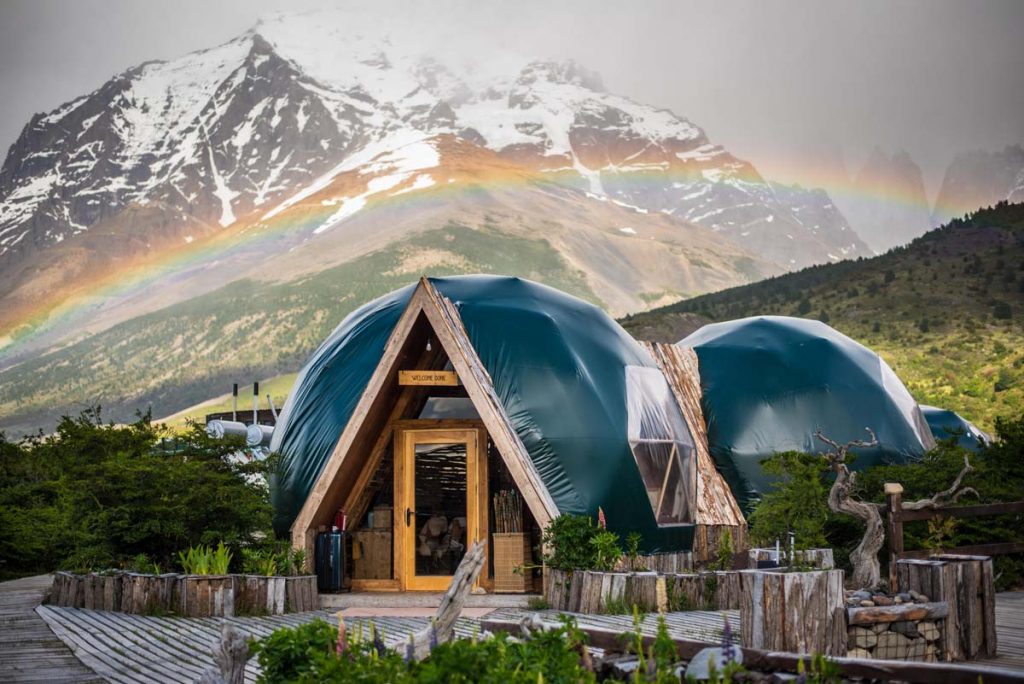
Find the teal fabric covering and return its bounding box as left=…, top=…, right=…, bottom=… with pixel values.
left=920, top=405, right=990, bottom=452
left=681, top=316, right=935, bottom=511
left=270, top=275, right=695, bottom=552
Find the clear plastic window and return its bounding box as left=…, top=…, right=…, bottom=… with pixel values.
left=625, top=366, right=696, bottom=525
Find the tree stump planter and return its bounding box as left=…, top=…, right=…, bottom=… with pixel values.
left=747, top=548, right=834, bottom=569
left=544, top=568, right=745, bottom=613
left=895, top=555, right=996, bottom=660
left=179, top=575, right=235, bottom=617
left=284, top=575, right=318, bottom=612
left=739, top=568, right=846, bottom=656
left=234, top=575, right=287, bottom=615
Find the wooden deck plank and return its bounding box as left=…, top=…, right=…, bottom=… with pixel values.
left=0, top=576, right=102, bottom=683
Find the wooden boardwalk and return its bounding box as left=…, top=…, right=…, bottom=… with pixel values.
left=0, top=575, right=101, bottom=683
left=4, top=573, right=1023, bottom=682
left=31, top=603, right=733, bottom=683
left=980, top=591, right=1024, bottom=671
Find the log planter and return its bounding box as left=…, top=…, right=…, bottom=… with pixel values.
left=49, top=571, right=317, bottom=616
left=747, top=547, right=835, bottom=569
left=739, top=568, right=846, bottom=656
left=544, top=568, right=745, bottom=613
left=895, top=554, right=996, bottom=660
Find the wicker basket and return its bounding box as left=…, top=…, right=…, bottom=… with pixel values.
left=492, top=533, right=531, bottom=593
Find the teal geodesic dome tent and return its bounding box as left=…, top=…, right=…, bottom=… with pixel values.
left=681, top=316, right=936, bottom=510
left=920, top=405, right=990, bottom=452
left=270, top=275, right=699, bottom=552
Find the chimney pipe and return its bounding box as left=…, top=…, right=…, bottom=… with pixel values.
left=232, top=383, right=238, bottom=422
left=253, top=382, right=259, bottom=425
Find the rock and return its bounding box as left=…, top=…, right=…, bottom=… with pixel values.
left=600, top=654, right=641, bottom=679
left=849, top=627, right=878, bottom=649
left=893, top=596, right=903, bottom=604
left=846, top=648, right=873, bottom=659
left=925, top=644, right=939, bottom=662
left=872, top=594, right=894, bottom=606
left=908, top=590, right=929, bottom=602
left=876, top=631, right=913, bottom=659
left=851, top=590, right=873, bottom=600
left=859, top=600, right=875, bottom=607
left=890, top=620, right=921, bottom=638
left=684, top=647, right=743, bottom=680
left=917, top=621, right=941, bottom=641
left=871, top=623, right=889, bottom=634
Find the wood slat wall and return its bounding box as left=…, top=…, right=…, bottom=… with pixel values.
left=642, top=342, right=747, bottom=561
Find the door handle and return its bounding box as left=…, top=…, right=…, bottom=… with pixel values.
left=406, top=507, right=415, bottom=527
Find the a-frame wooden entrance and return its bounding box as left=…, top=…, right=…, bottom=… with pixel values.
left=291, top=278, right=559, bottom=591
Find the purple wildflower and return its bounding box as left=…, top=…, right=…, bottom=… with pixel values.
left=721, top=617, right=736, bottom=663
left=405, top=635, right=415, bottom=662
left=371, top=622, right=386, bottom=657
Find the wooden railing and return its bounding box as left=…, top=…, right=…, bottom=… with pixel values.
left=885, top=482, right=1024, bottom=586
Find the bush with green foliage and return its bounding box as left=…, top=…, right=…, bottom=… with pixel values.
left=250, top=616, right=599, bottom=684
left=747, top=451, right=831, bottom=549
left=746, top=413, right=1024, bottom=589
left=0, top=408, right=272, bottom=577
left=250, top=611, right=841, bottom=683
left=541, top=514, right=623, bottom=572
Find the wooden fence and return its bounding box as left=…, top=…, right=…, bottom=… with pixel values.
left=884, top=483, right=1024, bottom=586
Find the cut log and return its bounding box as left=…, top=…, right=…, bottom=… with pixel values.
left=740, top=568, right=846, bottom=655
left=897, top=556, right=996, bottom=660
left=848, top=601, right=949, bottom=625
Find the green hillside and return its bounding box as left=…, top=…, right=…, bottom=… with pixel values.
left=0, top=223, right=597, bottom=436
left=621, top=202, right=1024, bottom=432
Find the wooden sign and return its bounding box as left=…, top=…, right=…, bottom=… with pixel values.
left=399, top=370, right=459, bottom=386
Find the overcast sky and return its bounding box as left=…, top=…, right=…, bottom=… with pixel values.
left=1, top=0, right=1022, bottom=198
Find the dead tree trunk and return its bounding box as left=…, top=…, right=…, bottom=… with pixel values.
left=816, top=430, right=976, bottom=591
left=404, top=540, right=487, bottom=661
left=816, top=429, right=884, bottom=589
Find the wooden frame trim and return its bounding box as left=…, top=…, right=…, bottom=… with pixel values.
left=291, top=278, right=560, bottom=570
left=397, top=426, right=486, bottom=591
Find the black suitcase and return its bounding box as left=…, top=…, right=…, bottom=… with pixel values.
left=315, top=531, right=346, bottom=592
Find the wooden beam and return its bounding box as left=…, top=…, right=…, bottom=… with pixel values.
left=290, top=289, right=434, bottom=554
left=899, top=542, right=1024, bottom=559
left=420, top=279, right=560, bottom=531
left=897, top=500, right=1024, bottom=522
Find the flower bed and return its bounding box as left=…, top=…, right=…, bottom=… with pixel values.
left=49, top=571, right=317, bottom=616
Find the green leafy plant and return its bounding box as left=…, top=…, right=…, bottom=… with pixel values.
left=526, top=595, right=550, bottom=610
left=590, top=529, right=623, bottom=572
left=178, top=545, right=211, bottom=575
left=210, top=542, right=232, bottom=575
left=624, top=531, right=647, bottom=571
left=540, top=514, right=623, bottom=572
left=712, top=529, right=734, bottom=572
left=747, top=451, right=831, bottom=549
left=923, top=515, right=957, bottom=556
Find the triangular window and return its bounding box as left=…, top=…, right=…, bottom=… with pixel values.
left=625, top=366, right=696, bottom=525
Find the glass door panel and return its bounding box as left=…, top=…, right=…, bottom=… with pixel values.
left=412, top=443, right=468, bottom=577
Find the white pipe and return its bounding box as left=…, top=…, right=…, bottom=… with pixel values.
left=206, top=420, right=248, bottom=440
left=246, top=424, right=274, bottom=447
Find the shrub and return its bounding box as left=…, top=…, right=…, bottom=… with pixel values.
left=747, top=452, right=831, bottom=549
left=250, top=617, right=599, bottom=684
left=540, top=514, right=624, bottom=572
left=0, top=408, right=271, bottom=577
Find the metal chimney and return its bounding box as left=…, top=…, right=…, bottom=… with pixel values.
left=252, top=382, right=259, bottom=425
left=232, top=383, right=238, bottom=422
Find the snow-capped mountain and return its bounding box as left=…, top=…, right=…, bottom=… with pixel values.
left=835, top=148, right=932, bottom=253
left=932, top=145, right=1024, bottom=225
left=0, top=9, right=868, bottom=347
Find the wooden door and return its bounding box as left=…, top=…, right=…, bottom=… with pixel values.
left=395, top=425, right=487, bottom=591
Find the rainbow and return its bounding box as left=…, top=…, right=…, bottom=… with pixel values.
left=0, top=144, right=938, bottom=362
